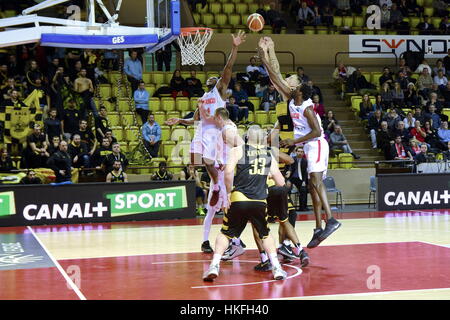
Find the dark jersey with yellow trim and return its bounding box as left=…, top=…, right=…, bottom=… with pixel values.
left=276, top=100, right=294, bottom=169
left=110, top=170, right=125, bottom=183
left=233, top=144, right=272, bottom=201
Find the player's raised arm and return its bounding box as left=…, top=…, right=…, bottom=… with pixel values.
left=216, top=31, right=246, bottom=99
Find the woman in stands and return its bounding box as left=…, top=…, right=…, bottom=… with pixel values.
left=170, top=69, right=188, bottom=98
left=359, top=94, right=372, bottom=120
left=380, top=82, right=393, bottom=110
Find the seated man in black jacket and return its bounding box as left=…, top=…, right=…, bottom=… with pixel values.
left=102, top=142, right=128, bottom=174
left=20, top=170, right=42, bottom=184
left=68, top=134, right=91, bottom=170
left=285, top=146, right=308, bottom=211
left=347, top=67, right=378, bottom=95
left=47, top=140, right=72, bottom=183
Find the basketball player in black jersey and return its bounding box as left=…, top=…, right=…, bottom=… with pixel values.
left=203, top=125, right=288, bottom=281
left=106, top=160, right=128, bottom=183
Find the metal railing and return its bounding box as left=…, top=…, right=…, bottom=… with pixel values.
left=334, top=51, right=398, bottom=68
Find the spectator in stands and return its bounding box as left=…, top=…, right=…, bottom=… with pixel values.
left=391, top=82, right=405, bottom=108
left=379, top=67, right=394, bottom=88
left=390, top=134, right=413, bottom=161
left=105, top=130, right=118, bottom=145
left=335, top=0, right=352, bottom=16
left=425, top=105, right=442, bottom=130
left=377, top=121, right=394, bottom=159
left=102, top=50, right=119, bottom=71
left=20, top=170, right=42, bottom=184
left=322, top=110, right=338, bottom=137
left=444, top=49, right=450, bottom=77
left=347, top=67, right=378, bottom=95
left=151, top=161, right=174, bottom=181
left=384, top=108, right=402, bottom=132
left=424, top=120, right=445, bottom=151
left=380, top=4, right=391, bottom=28
left=25, top=60, right=44, bottom=88
left=103, top=142, right=128, bottom=174
left=232, top=82, right=254, bottom=112
left=180, top=164, right=206, bottom=215
left=260, top=83, right=281, bottom=112
left=62, top=99, right=81, bottom=140
left=417, top=16, right=436, bottom=35
left=48, top=136, right=61, bottom=156
left=379, top=0, right=392, bottom=8
left=414, top=143, right=436, bottom=164
left=373, top=94, right=384, bottom=113
left=403, top=111, right=416, bottom=130
left=380, top=82, right=394, bottom=110
left=438, top=121, right=450, bottom=144
left=320, top=5, right=334, bottom=27
left=25, top=124, right=49, bottom=168
left=359, top=94, right=372, bottom=121
left=439, top=16, right=450, bottom=35
left=68, top=132, right=90, bottom=166
left=266, top=3, right=288, bottom=34
left=0, top=148, right=15, bottom=172
left=410, top=119, right=426, bottom=143
left=44, top=108, right=63, bottom=144
left=306, top=80, right=323, bottom=103
left=415, top=59, right=433, bottom=74
left=68, top=60, right=83, bottom=83
left=417, top=68, right=434, bottom=100
left=368, top=109, right=384, bottom=149
left=425, top=92, right=444, bottom=115
left=124, top=50, right=143, bottom=94
left=27, top=78, right=51, bottom=115
left=47, top=140, right=72, bottom=183
left=389, top=3, right=404, bottom=30
left=1, top=78, right=21, bottom=104
left=332, top=62, right=355, bottom=99
left=404, top=83, right=420, bottom=108
left=95, top=106, right=110, bottom=142
left=134, top=81, right=150, bottom=124
left=434, top=69, right=448, bottom=88
left=185, top=71, right=204, bottom=98
left=393, top=121, right=411, bottom=143
left=142, top=113, right=161, bottom=158
left=441, top=82, right=450, bottom=107
left=254, top=80, right=267, bottom=98
left=1, top=89, right=27, bottom=107
left=72, top=119, right=96, bottom=153
left=296, top=67, right=310, bottom=84
left=170, top=69, right=188, bottom=98
left=297, top=1, right=316, bottom=31
left=433, top=59, right=446, bottom=77
left=246, top=57, right=260, bottom=82
left=330, top=125, right=361, bottom=159
left=398, top=0, right=422, bottom=17
left=285, top=145, right=308, bottom=211
left=92, top=137, right=112, bottom=169
left=433, top=0, right=449, bottom=17
left=226, top=96, right=240, bottom=123
left=312, top=94, right=325, bottom=119
left=74, top=68, right=97, bottom=119
left=444, top=141, right=450, bottom=160
left=106, top=160, right=128, bottom=183
left=397, top=71, right=412, bottom=91
left=409, top=138, right=421, bottom=155
left=80, top=49, right=97, bottom=83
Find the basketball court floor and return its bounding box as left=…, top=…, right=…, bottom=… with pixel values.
left=1, top=208, right=449, bottom=300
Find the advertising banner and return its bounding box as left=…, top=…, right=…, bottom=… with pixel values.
left=0, top=181, right=196, bottom=227
left=377, top=173, right=450, bottom=211
left=349, top=35, right=450, bottom=58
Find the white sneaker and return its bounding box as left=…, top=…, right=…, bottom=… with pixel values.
left=203, top=264, right=220, bottom=281
left=272, top=266, right=287, bottom=280
left=221, top=244, right=245, bottom=261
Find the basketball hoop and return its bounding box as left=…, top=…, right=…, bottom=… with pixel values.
left=177, top=27, right=213, bottom=66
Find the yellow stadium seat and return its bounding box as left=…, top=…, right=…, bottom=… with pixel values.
left=108, top=112, right=121, bottom=126
left=431, top=17, right=441, bottom=29
left=190, top=97, right=200, bottom=110
left=118, top=99, right=131, bottom=112
left=235, top=3, right=248, bottom=14
left=371, top=72, right=382, bottom=87
left=248, top=97, right=260, bottom=108
left=338, top=153, right=354, bottom=169
left=98, top=85, right=111, bottom=98
left=168, top=157, right=186, bottom=174
left=161, top=141, right=176, bottom=159
left=161, top=97, right=176, bottom=112
left=354, top=16, right=365, bottom=28
left=443, top=109, right=450, bottom=119
left=215, top=13, right=228, bottom=26
left=111, top=85, right=129, bottom=99
left=436, top=153, right=444, bottom=161
left=120, top=112, right=135, bottom=127
left=304, top=26, right=315, bottom=34
left=171, top=126, right=191, bottom=142
left=361, top=71, right=371, bottom=81
left=328, top=156, right=339, bottom=169
left=154, top=111, right=166, bottom=125
left=222, top=3, right=234, bottom=14
left=196, top=3, right=208, bottom=13
left=334, top=16, right=343, bottom=27
left=269, top=110, right=277, bottom=123
left=128, top=141, right=139, bottom=152
left=423, top=7, right=434, bottom=17
left=167, top=111, right=181, bottom=122
left=240, top=14, right=249, bottom=25
left=149, top=97, right=161, bottom=112
left=351, top=97, right=363, bottom=112
left=424, top=0, right=433, bottom=6
left=248, top=3, right=259, bottom=13
left=261, top=26, right=273, bottom=34
left=409, top=17, right=421, bottom=28
left=125, top=126, right=140, bottom=142
left=145, top=84, right=156, bottom=97
left=248, top=111, right=254, bottom=123
left=201, top=13, right=215, bottom=25
left=118, top=141, right=129, bottom=153
left=195, top=72, right=207, bottom=84
left=142, top=73, right=152, bottom=84
left=416, top=0, right=424, bottom=6
left=108, top=72, right=122, bottom=83
left=159, top=125, right=171, bottom=142
left=175, top=97, right=190, bottom=112
left=163, top=71, right=174, bottom=84
left=209, top=2, right=222, bottom=14
left=111, top=126, right=124, bottom=141
left=151, top=72, right=165, bottom=85
left=192, top=12, right=201, bottom=24
left=316, top=27, right=329, bottom=34
left=410, top=73, right=420, bottom=81
left=255, top=111, right=268, bottom=125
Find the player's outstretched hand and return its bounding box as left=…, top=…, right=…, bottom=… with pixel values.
left=165, top=118, right=180, bottom=126
left=280, top=138, right=295, bottom=147
left=264, top=36, right=274, bottom=49
left=232, top=30, right=246, bottom=47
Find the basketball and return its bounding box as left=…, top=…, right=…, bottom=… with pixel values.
left=247, top=13, right=265, bottom=32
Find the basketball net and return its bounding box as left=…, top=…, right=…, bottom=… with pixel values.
left=177, top=28, right=213, bottom=66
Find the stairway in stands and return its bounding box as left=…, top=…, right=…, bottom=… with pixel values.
left=305, top=65, right=385, bottom=165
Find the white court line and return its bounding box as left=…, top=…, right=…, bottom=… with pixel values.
left=418, top=241, right=450, bottom=249
left=27, top=226, right=87, bottom=300
left=261, top=287, right=450, bottom=300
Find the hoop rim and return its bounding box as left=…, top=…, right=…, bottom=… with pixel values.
left=179, top=27, right=213, bottom=36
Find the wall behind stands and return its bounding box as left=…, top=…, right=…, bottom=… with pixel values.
left=203, top=34, right=398, bottom=71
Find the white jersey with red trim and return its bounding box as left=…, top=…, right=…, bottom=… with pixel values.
left=289, top=98, right=324, bottom=142
left=198, top=86, right=226, bottom=129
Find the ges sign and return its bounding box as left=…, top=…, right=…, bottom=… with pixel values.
left=112, top=36, right=125, bottom=44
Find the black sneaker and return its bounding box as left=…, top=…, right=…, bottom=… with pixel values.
left=277, top=243, right=297, bottom=260
left=201, top=240, right=213, bottom=253
left=307, top=228, right=324, bottom=249
left=254, top=260, right=272, bottom=272
left=299, top=249, right=310, bottom=267
left=319, top=218, right=341, bottom=241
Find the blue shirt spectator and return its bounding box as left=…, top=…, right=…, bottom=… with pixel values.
left=141, top=116, right=161, bottom=143
left=425, top=105, right=441, bottom=130
left=438, top=121, right=450, bottom=142
left=124, top=52, right=143, bottom=80
left=134, top=85, right=150, bottom=110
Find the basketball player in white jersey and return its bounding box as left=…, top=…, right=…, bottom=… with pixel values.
left=258, top=38, right=341, bottom=248
left=166, top=31, right=246, bottom=211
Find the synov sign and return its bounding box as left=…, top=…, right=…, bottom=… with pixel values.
left=0, top=181, right=196, bottom=227
left=377, top=174, right=450, bottom=211
left=349, top=35, right=450, bottom=58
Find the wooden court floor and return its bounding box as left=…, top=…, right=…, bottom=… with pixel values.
left=0, top=209, right=449, bottom=300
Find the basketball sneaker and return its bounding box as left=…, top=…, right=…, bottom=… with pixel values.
left=319, top=218, right=341, bottom=241
left=254, top=260, right=272, bottom=272
left=299, top=249, right=310, bottom=267
left=307, top=228, right=324, bottom=248
left=221, top=243, right=245, bottom=261
left=203, top=264, right=220, bottom=281
left=272, top=266, right=287, bottom=280
left=201, top=240, right=213, bottom=253
left=277, top=243, right=297, bottom=260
